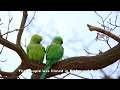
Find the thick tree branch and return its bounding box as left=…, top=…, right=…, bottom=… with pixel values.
left=1, top=12, right=120, bottom=79
left=87, top=24, right=120, bottom=43
left=0, top=11, right=29, bottom=79
left=27, top=43, right=120, bottom=79
left=0, top=37, right=18, bottom=51
left=1, top=30, right=120, bottom=79
left=16, top=11, right=28, bottom=45
left=0, top=35, right=29, bottom=79
left=0, top=58, right=29, bottom=79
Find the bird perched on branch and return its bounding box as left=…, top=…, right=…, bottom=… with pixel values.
left=27, top=34, right=45, bottom=63
left=40, top=36, right=64, bottom=79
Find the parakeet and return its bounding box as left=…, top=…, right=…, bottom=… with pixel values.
left=27, top=34, right=45, bottom=63
left=40, top=36, right=64, bottom=79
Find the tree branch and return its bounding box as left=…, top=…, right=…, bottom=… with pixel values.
left=1, top=12, right=120, bottom=79
left=0, top=11, right=29, bottom=79
left=0, top=37, right=18, bottom=51
left=27, top=43, right=120, bottom=79
left=2, top=29, right=18, bottom=37
left=1, top=29, right=120, bottom=79
left=87, top=24, right=120, bottom=43
left=16, top=11, right=28, bottom=45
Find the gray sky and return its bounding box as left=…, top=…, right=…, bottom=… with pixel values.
left=0, top=11, right=120, bottom=79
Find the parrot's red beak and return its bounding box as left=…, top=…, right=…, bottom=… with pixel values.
left=61, top=40, right=63, bottom=44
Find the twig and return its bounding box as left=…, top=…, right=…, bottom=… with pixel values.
left=95, top=11, right=114, bottom=48
left=104, top=12, right=112, bottom=22
left=62, top=72, right=70, bottom=79
left=87, top=71, right=93, bottom=79
left=107, top=15, right=120, bottom=27
left=100, top=69, right=107, bottom=76
left=95, top=11, right=104, bottom=21
left=0, top=45, right=4, bottom=54
left=95, top=11, right=112, bottom=30
left=20, top=74, right=27, bottom=79
left=1, top=29, right=18, bottom=37
left=24, top=11, right=36, bottom=28
left=0, top=17, right=13, bottom=54
left=105, top=40, right=112, bottom=49
left=53, top=72, right=70, bottom=79
left=6, top=17, right=13, bottom=39
left=84, top=49, right=97, bottom=55
left=108, top=60, right=120, bottom=77
left=99, top=50, right=103, bottom=54
left=69, top=72, right=90, bottom=79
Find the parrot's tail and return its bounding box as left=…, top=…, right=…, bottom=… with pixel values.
left=40, top=66, right=51, bottom=79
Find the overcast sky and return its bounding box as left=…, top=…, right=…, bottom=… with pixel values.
left=0, top=11, right=120, bottom=79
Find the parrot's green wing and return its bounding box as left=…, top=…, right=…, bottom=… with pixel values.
left=46, top=43, right=64, bottom=66
left=40, top=36, right=64, bottom=79
left=26, top=34, right=45, bottom=63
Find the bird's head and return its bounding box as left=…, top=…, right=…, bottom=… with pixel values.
left=30, top=34, right=42, bottom=44
left=52, top=36, right=63, bottom=44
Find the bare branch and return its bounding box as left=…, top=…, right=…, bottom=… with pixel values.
left=107, top=22, right=120, bottom=27
left=0, top=11, right=31, bottom=79
left=108, top=60, right=120, bottom=77
left=27, top=43, right=120, bottom=79
left=107, top=14, right=120, bottom=30
left=95, top=11, right=103, bottom=21
left=100, top=69, right=107, bottom=76
left=87, top=71, right=93, bottom=79
left=62, top=72, right=70, bottom=79
left=105, top=40, right=112, bottom=49
left=16, top=11, right=28, bottom=45
left=87, top=24, right=120, bottom=43
left=95, top=11, right=112, bottom=30
left=20, top=74, right=27, bottom=79
left=104, top=12, right=112, bottom=22
left=0, top=60, right=29, bottom=79
left=2, top=29, right=18, bottom=37
left=84, top=49, right=97, bottom=55
left=1, top=11, right=120, bottom=79
left=69, top=72, right=90, bottom=79
left=0, top=45, right=4, bottom=54
left=1, top=41, right=119, bottom=79
left=115, top=14, right=118, bottom=25
left=16, top=11, right=36, bottom=45
left=24, top=11, right=36, bottom=28
left=0, top=37, right=18, bottom=51
left=5, top=17, right=13, bottom=40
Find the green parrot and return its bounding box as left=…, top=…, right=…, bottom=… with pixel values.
left=40, top=36, right=64, bottom=79
left=27, top=34, right=45, bottom=63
